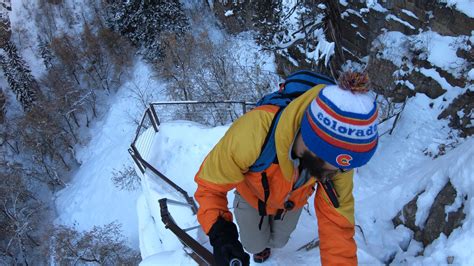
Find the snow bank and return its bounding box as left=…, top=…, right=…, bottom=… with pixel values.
left=375, top=31, right=469, bottom=79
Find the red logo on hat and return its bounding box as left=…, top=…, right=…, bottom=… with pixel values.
left=336, top=154, right=353, bottom=167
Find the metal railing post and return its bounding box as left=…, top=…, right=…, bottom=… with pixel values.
left=150, top=104, right=160, bottom=129
left=389, top=99, right=407, bottom=135
left=129, top=146, right=145, bottom=174
left=146, top=109, right=159, bottom=133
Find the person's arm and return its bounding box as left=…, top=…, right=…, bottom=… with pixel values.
left=314, top=170, right=357, bottom=265
left=194, top=109, right=273, bottom=266
left=194, top=108, right=274, bottom=233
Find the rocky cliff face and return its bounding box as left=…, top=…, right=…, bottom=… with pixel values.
left=331, top=0, right=473, bottom=137
left=209, top=0, right=473, bottom=137
left=392, top=181, right=466, bottom=248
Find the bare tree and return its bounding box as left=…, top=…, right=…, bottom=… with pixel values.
left=18, top=103, right=76, bottom=188
left=0, top=162, right=44, bottom=266
left=40, top=67, right=85, bottom=143
left=112, top=164, right=141, bottom=191
left=51, top=222, right=141, bottom=265
left=158, top=31, right=277, bottom=125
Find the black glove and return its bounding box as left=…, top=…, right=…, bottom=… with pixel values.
left=208, top=217, right=250, bottom=266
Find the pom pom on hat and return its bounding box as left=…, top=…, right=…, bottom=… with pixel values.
left=300, top=71, right=378, bottom=169
left=337, top=71, right=370, bottom=93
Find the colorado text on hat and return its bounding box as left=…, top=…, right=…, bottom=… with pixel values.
left=310, top=95, right=378, bottom=140
left=315, top=111, right=377, bottom=137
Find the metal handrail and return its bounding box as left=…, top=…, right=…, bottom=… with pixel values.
left=129, top=101, right=255, bottom=208
left=150, top=101, right=256, bottom=123
left=150, top=100, right=255, bottom=104
left=159, top=198, right=214, bottom=265
left=131, top=146, right=198, bottom=214
left=129, top=101, right=255, bottom=264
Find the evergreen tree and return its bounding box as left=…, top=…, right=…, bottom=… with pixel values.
left=0, top=42, right=40, bottom=111
left=0, top=88, right=5, bottom=124
left=105, top=0, right=189, bottom=62
left=37, top=37, right=53, bottom=70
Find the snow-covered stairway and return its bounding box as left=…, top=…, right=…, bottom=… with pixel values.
left=129, top=101, right=255, bottom=265
left=129, top=104, right=210, bottom=265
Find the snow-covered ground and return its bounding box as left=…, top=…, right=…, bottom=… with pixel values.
left=439, top=0, right=474, bottom=18
left=354, top=95, right=474, bottom=265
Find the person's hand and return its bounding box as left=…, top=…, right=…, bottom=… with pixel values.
left=208, top=217, right=250, bottom=266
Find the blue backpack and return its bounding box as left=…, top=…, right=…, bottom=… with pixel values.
left=248, top=70, right=336, bottom=172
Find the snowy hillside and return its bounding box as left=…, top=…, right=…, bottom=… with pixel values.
left=54, top=62, right=163, bottom=248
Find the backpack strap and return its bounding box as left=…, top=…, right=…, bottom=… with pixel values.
left=250, top=108, right=285, bottom=230
left=248, top=107, right=283, bottom=172
left=258, top=172, right=270, bottom=230
left=249, top=70, right=336, bottom=228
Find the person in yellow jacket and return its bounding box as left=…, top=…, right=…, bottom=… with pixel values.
left=194, top=72, right=378, bottom=265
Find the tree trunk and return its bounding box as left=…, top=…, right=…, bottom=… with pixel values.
left=63, top=114, right=78, bottom=143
